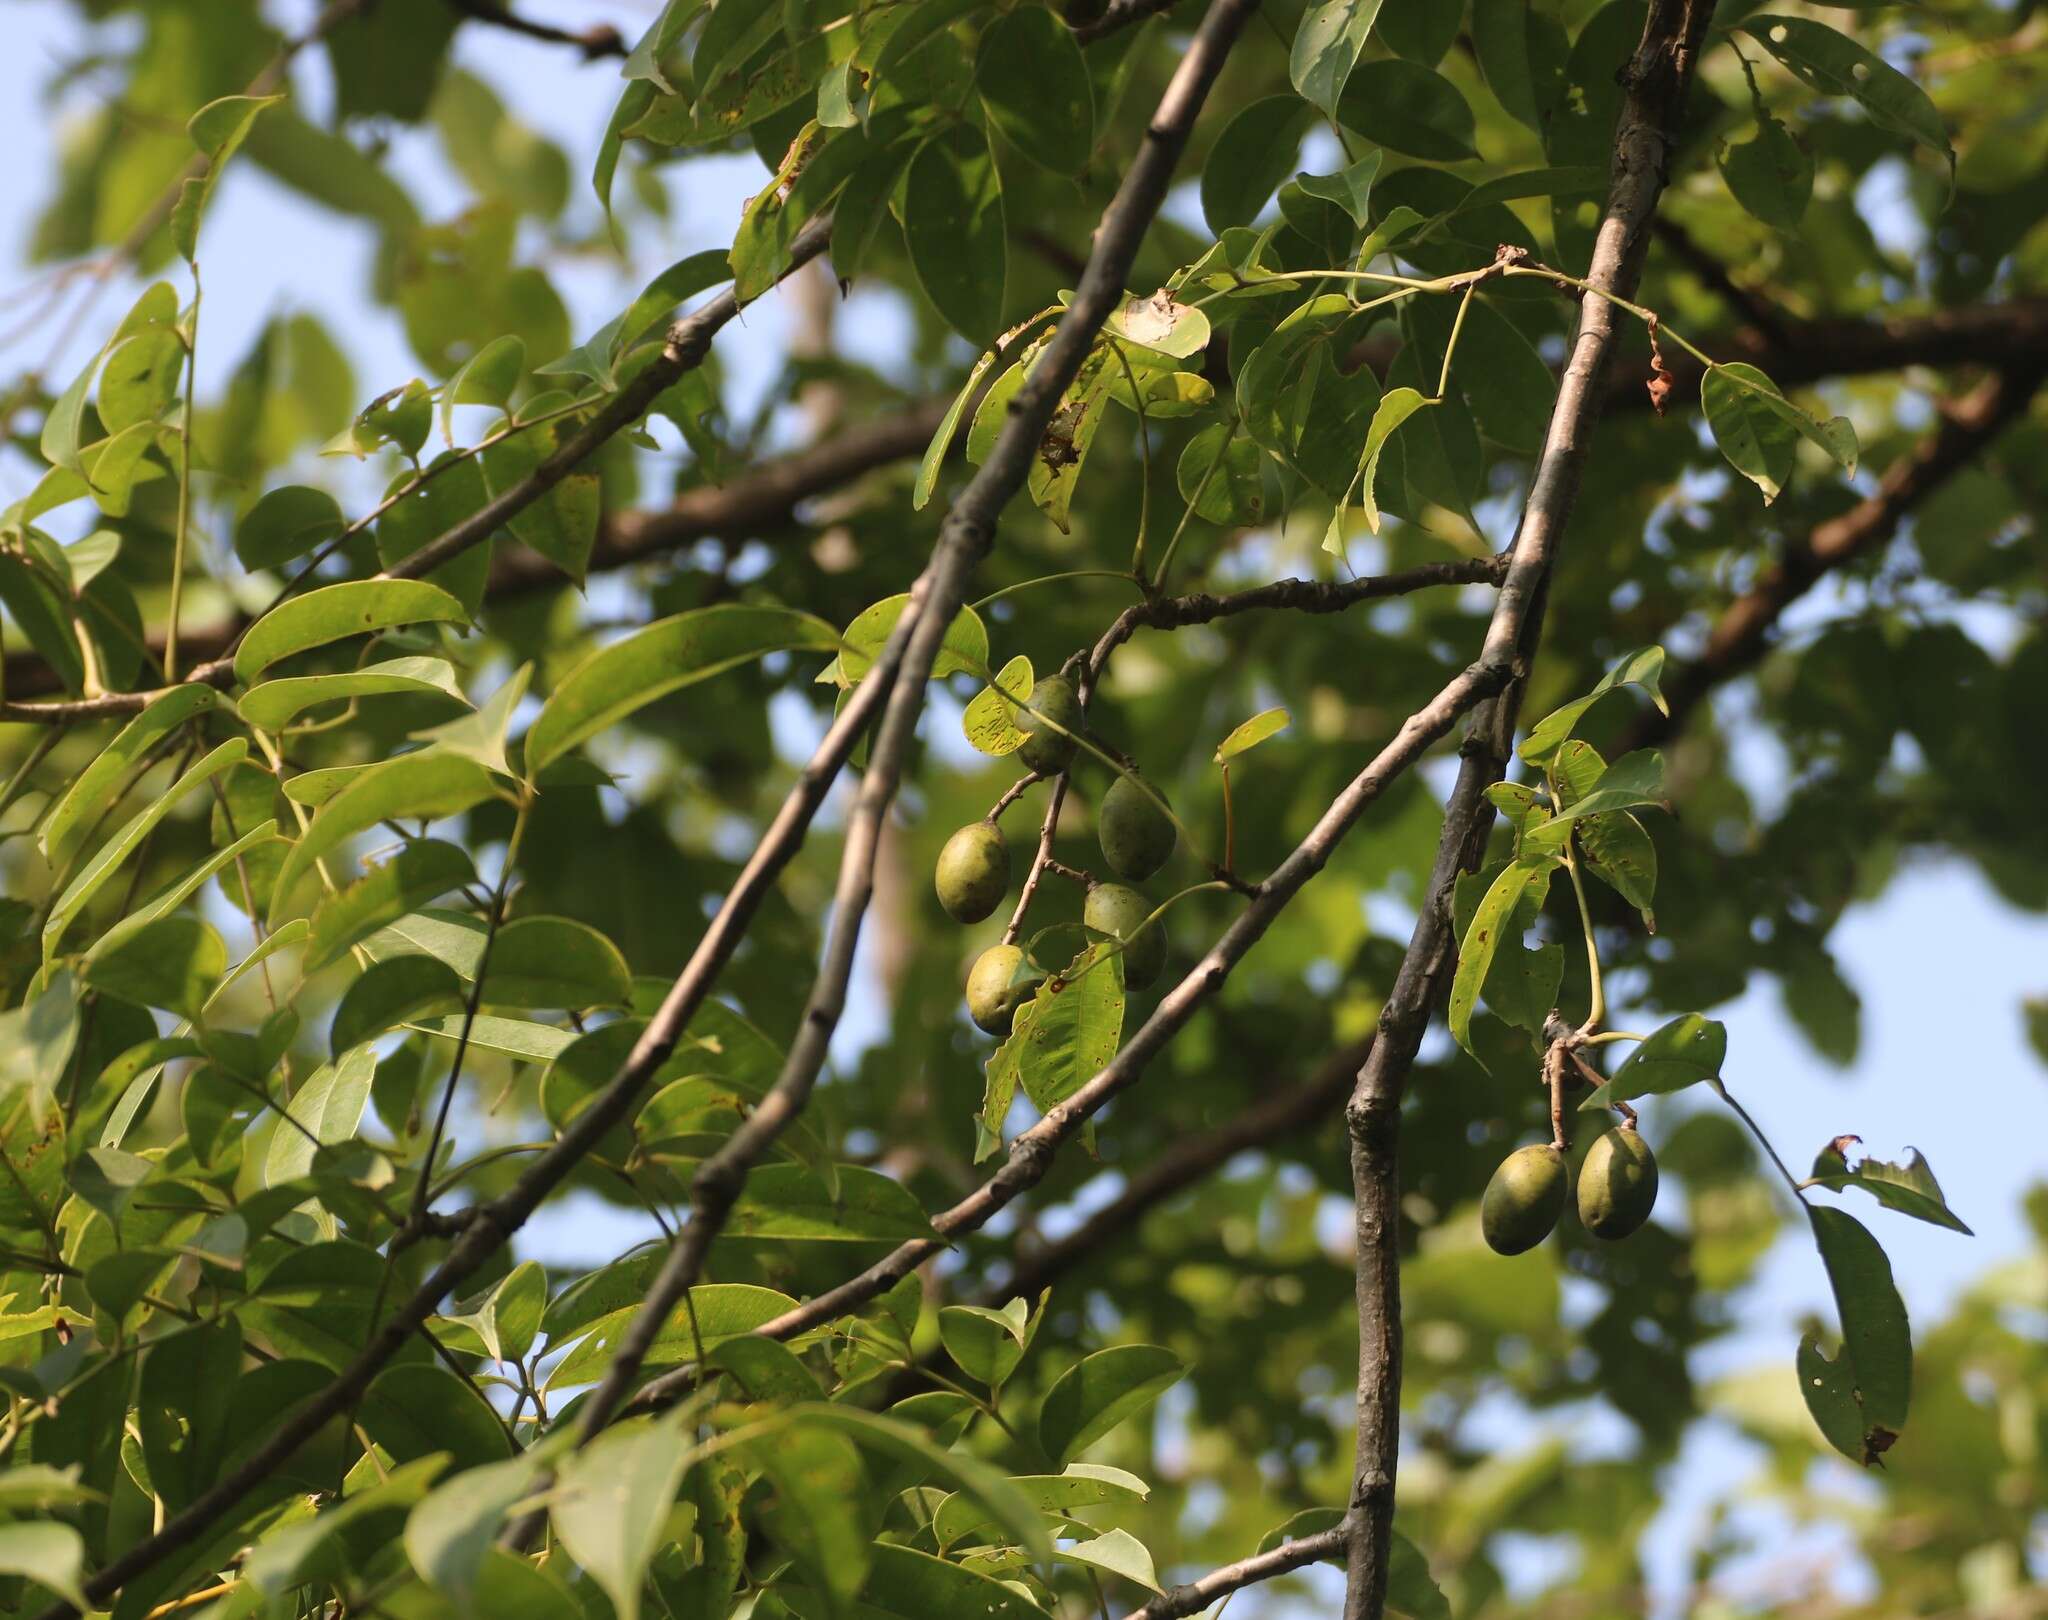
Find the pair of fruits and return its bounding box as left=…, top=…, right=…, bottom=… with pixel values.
left=961, top=880, right=1163, bottom=1036
left=936, top=675, right=1178, bottom=1037
left=1480, top=1127, right=1658, bottom=1254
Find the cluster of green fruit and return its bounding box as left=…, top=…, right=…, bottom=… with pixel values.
left=1480, top=1127, right=1658, bottom=1254
left=930, top=676, right=1177, bottom=1037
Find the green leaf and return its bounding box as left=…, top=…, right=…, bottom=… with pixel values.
left=526, top=605, right=840, bottom=772
left=242, top=1455, right=447, bottom=1605
left=239, top=656, right=470, bottom=732
left=433, top=1260, right=549, bottom=1363
left=1474, top=0, right=1566, bottom=132
left=171, top=94, right=284, bottom=261
left=1038, top=1344, right=1186, bottom=1464
left=1806, top=1143, right=1972, bottom=1235
left=331, top=954, right=464, bottom=1057
left=932, top=1463, right=1148, bottom=1549
left=235, top=485, right=346, bottom=572
left=1176, top=425, right=1264, bottom=525
left=1702, top=365, right=1795, bottom=501
left=410, top=1013, right=577, bottom=1063
left=852, top=1541, right=1049, bottom=1619
left=441, top=333, right=526, bottom=445
left=903, top=124, right=1006, bottom=345
left=233, top=579, right=469, bottom=685
left=1550, top=740, right=1656, bottom=925
left=737, top=1420, right=870, bottom=1614
left=1518, top=749, right=1665, bottom=851
left=1518, top=646, right=1668, bottom=765
left=478, top=414, right=600, bottom=582
left=1215, top=706, right=1290, bottom=763
left=939, top=1299, right=1029, bottom=1389
left=270, top=753, right=498, bottom=925
left=373, top=453, right=495, bottom=618
left=915, top=347, right=997, bottom=511
left=0, top=973, right=82, bottom=1109
left=1719, top=115, right=1813, bottom=231
left=963, top=655, right=1033, bottom=757
left=1336, top=59, right=1476, bottom=160
left=412, top=663, right=531, bottom=777
left=832, top=593, right=988, bottom=687
left=1447, top=856, right=1556, bottom=1053
left=1293, top=148, right=1383, bottom=230
left=1389, top=1531, right=1452, bottom=1620
left=306, top=839, right=477, bottom=972
left=98, top=328, right=186, bottom=434
left=550, top=1411, right=694, bottom=1620
left=1347, top=385, right=1431, bottom=543
left=264, top=1046, right=377, bottom=1185
left=982, top=943, right=1124, bottom=1156
left=1202, top=97, right=1315, bottom=233
left=1581, top=1014, right=1727, bottom=1108
left=1291, top=0, right=1389, bottom=120
left=1742, top=15, right=1953, bottom=178
left=1449, top=861, right=1563, bottom=1039
left=791, top=1404, right=1054, bottom=1568
left=0, top=1521, right=89, bottom=1611
left=407, top=1451, right=549, bottom=1608
left=976, top=7, right=1093, bottom=173
left=480, top=916, right=632, bottom=1010
left=1060, top=1528, right=1160, bottom=1592
left=45, top=740, right=248, bottom=959
left=1803, top=1206, right=1912, bottom=1464
left=721, top=1164, right=934, bottom=1243
left=83, top=914, right=225, bottom=1021
left=41, top=683, right=219, bottom=867
left=548, top=1284, right=800, bottom=1389
left=361, top=1362, right=514, bottom=1470
left=705, top=1334, right=822, bottom=1403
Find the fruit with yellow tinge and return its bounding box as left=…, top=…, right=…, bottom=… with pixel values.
left=1017, top=674, right=1084, bottom=774
left=965, top=944, right=1041, bottom=1036
left=1084, top=881, right=1165, bottom=990
left=1481, top=1143, right=1569, bottom=1255
left=1098, top=773, right=1175, bottom=881
left=935, top=821, right=1009, bottom=923
left=1577, top=1126, right=1659, bottom=1239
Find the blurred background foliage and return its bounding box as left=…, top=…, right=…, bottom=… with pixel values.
left=1, top=0, right=2044, bottom=1613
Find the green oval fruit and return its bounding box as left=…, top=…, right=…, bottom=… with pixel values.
left=1480, top=1144, right=1568, bottom=1256
left=1017, top=675, right=1084, bottom=775
left=1084, top=882, right=1165, bottom=990
left=1577, top=1126, right=1658, bottom=1239
left=1098, top=773, right=1175, bottom=881
left=965, top=944, right=1041, bottom=1036
left=935, top=821, right=1009, bottom=923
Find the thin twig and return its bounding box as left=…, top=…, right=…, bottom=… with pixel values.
left=1125, top=1518, right=1353, bottom=1619
left=441, top=0, right=627, bottom=58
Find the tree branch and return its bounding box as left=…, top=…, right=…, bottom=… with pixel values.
left=1072, top=0, right=1185, bottom=47
left=1614, top=362, right=2046, bottom=753
left=441, top=0, right=626, bottom=58
left=1124, top=1519, right=1352, bottom=1619
left=1086, top=556, right=1509, bottom=684
left=1339, top=5, right=1714, bottom=1617
left=552, top=0, right=1265, bottom=1464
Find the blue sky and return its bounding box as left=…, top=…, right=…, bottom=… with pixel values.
left=2, top=2, right=2042, bottom=1612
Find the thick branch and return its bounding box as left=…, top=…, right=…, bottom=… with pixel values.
left=560, top=0, right=1264, bottom=1456
left=1125, top=1519, right=1352, bottom=1620
left=1615, top=363, right=2046, bottom=753
left=1339, top=5, right=1714, bottom=1618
